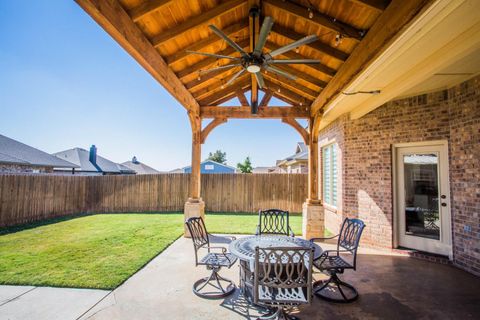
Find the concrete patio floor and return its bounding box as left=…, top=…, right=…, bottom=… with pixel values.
left=1, top=235, right=479, bottom=320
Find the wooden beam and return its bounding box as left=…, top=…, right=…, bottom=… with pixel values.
left=193, top=74, right=249, bottom=100
left=75, top=0, right=199, bottom=112
left=198, top=78, right=251, bottom=106
left=269, top=64, right=328, bottom=89
left=307, top=116, right=320, bottom=203
left=264, top=0, right=363, bottom=41
left=177, top=39, right=249, bottom=79
left=211, top=91, right=241, bottom=106
left=349, top=0, right=389, bottom=12
left=200, top=118, right=228, bottom=143
left=200, top=106, right=309, bottom=118
left=187, top=111, right=202, bottom=200
left=250, top=4, right=260, bottom=109
left=271, top=24, right=348, bottom=62
left=151, top=0, right=245, bottom=47
left=264, top=41, right=336, bottom=77
left=165, top=21, right=248, bottom=65
left=282, top=118, right=309, bottom=145
left=263, top=73, right=319, bottom=100
left=236, top=89, right=250, bottom=106
left=259, top=90, right=273, bottom=106
left=310, top=0, right=431, bottom=116
left=264, top=80, right=313, bottom=105
left=129, top=0, right=172, bottom=23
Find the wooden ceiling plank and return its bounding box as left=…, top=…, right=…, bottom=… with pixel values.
left=165, top=21, right=249, bottom=65
left=75, top=0, right=199, bottom=112
left=349, top=0, right=389, bottom=12
left=177, top=39, right=249, bottom=79
left=200, top=106, right=309, bottom=118
left=310, top=0, right=431, bottom=116
left=193, top=74, right=248, bottom=100
left=265, top=41, right=336, bottom=77
left=264, top=0, right=363, bottom=41
left=259, top=89, right=273, bottom=106
left=185, top=65, right=240, bottom=90
left=198, top=78, right=251, bottom=106
left=263, top=73, right=318, bottom=100
left=271, top=64, right=328, bottom=89
left=264, top=80, right=313, bottom=105
left=271, top=24, right=348, bottom=62
left=129, top=0, right=172, bottom=23
left=236, top=89, right=250, bottom=106
left=151, top=0, right=246, bottom=47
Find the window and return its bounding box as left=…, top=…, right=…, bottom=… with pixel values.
left=323, top=144, right=337, bottom=206
left=205, top=164, right=214, bottom=170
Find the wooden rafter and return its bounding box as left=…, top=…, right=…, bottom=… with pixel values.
left=271, top=24, right=348, bottom=62
left=198, top=77, right=251, bottom=106
left=259, top=90, right=273, bottom=106
left=236, top=90, right=250, bottom=106
left=151, top=0, right=246, bottom=47
left=201, top=106, right=309, bottom=118
left=177, top=40, right=249, bottom=79
left=165, top=21, right=249, bottom=65
left=264, top=80, right=313, bottom=105
left=200, top=118, right=228, bottom=143
left=193, top=74, right=248, bottom=100
left=282, top=118, right=309, bottom=145
left=264, top=41, right=336, bottom=77
left=263, top=73, right=318, bottom=100
left=75, top=0, right=199, bottom=112
left=350, top=0, right=389, bottom=12
left=271, top=64, right=328, bottom=89
left=310, top=0, right=431, bottom=116
left=250, top=1, right=260, bottom=108
left=264, top=0, right=363, bottom=41
left=129, top=0, right=172, bottom=23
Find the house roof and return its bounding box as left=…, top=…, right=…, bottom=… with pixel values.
left=0, top=134, right=78, bottom=168
left=172, top=159, right=237, bottom=172
left=53, top=148, right=133, bottom=173
left=121, top=157, right=161, bottom=175
left=277, top=142, right=308, bottom=167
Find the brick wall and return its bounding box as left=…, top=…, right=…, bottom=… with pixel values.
left=318, top=75, right=480, bottom=276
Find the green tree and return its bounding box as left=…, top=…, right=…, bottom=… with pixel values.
left=207, top=150, right=227, bottom=164
left=237, top=156, right=253, bottom=173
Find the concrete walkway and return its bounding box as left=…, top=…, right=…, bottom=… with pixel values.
left=1, top=235, right=479, bottom=319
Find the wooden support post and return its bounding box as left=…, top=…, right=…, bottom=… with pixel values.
left=302, top=114, right=324, bottom=239
left=184, top=111, right=205, bottom=237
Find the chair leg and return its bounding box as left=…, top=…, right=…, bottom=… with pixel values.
left=193, top=268, right=235, bottom=299
left=314, top=273, right=359, bottom=303
left=257, top=306, right=300, bottom=320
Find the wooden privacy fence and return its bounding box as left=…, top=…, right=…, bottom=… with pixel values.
left=0, top=173, right=307, bottom=227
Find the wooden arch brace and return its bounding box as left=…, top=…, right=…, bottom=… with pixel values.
left=281, top=118, right=310, bottom=146
left=201, top=118, right=228, bottom=144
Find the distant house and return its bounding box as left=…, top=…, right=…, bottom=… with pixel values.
left=171, top=160, right=237, bottom=174
left=53, top=145, right=135, bottom=175
left=277, top=142, right=308, bottom=173
left=121, top=156, right=161, bottom=175
left=252, top=166, right=284, bottom=174
left=0, top=134, right=78, bottom=174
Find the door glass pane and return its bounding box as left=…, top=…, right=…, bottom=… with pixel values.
left=403, top=153, right=440, bottom=240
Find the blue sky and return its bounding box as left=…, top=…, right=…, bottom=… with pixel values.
left=0, top=1, right=304, bottom=171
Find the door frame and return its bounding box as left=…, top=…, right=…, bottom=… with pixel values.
left=392, top=140, right=452, bottom=259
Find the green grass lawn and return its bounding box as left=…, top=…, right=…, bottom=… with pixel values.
left=0, top=212, right=304, bottom=289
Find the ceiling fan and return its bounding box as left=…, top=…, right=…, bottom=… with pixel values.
left=187, top=7, right=320, bottom=106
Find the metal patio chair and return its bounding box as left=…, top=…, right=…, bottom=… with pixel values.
left=256, top=209, right=295, bottom=237
left=310, top=218, right=366, bottom=303
left=185, top=216, right=237, bottom=299
left=253, top=246, right=313, bottom=320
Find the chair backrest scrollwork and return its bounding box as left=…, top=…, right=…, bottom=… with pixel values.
left=258, top=209, right=290, bottom=235
left=185, top=217, right=209, bottom=265
left=337, top=218, right=365, bottom=269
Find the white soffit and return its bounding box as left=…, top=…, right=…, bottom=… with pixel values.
left=318, top=0, right=480, bottom=130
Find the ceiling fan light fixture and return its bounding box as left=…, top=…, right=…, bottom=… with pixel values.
left=246, top=63, right=261, bottom=73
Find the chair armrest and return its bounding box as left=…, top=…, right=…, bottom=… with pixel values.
left=309, top=234, right=339, bottom=243
left=207, top=246, right=227, bottom=254
left=288, top=226, right=295, bottom=237
left=255, top=225, right=260, bottom=236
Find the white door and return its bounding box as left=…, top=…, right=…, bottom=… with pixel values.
left=394, top=141, right=452, bottom=256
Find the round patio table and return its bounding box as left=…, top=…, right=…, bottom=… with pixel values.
left=229, top=235, right=323, bottom=302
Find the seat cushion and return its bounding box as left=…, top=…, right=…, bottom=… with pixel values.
left=199, top=253, right=237, bottom=267
left=313, top=255, right=352, bottom=271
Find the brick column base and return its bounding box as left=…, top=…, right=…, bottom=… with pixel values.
left=183, top=198, right=205, bottom=238
left=302, top=202, right=325, bottom=239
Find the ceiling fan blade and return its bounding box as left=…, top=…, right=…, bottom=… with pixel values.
left=254, top=16, right=274, bottom=57
left=267, top=34, right=318, bottom=58
left=254, top=72, right=265, bottom=89
left=270, top=59, right=320, bottom=64
left=199, top=64, right=241, bottom=74
left=186, top=50, right=240, bottom=61
left=209, top=25, right=249, bottom=57
left=226, top=68, right=247, bottom=86
left=265, top=65, right=297, bottom=81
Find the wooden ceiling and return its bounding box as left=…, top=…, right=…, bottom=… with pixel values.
left=77, top=0, right=439, bottom=119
